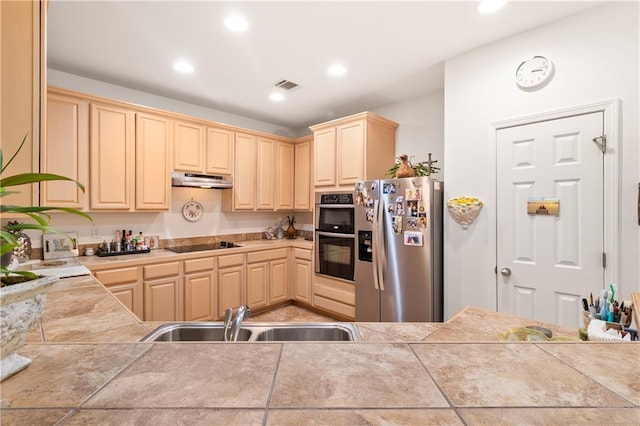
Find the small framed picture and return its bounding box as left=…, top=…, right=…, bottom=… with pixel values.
left=404, top=231, right=423, bottom=247
left=43, top=232, right=79, bottom=259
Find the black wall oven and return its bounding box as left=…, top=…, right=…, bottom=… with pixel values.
left=315, top=192, right=355, bottom=281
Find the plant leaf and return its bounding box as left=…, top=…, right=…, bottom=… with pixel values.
left=0, top=205, right=93, bottom=223
left=0, top=133, right=28, bottom=175
left=1, top=172, right=86, bottom=192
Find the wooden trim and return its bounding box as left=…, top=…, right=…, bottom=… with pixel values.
left=309, top=111, right=398, bottom=132
left=47, top=85, right=295, bottom=143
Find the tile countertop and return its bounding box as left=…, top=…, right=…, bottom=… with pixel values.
left=1, top=273, right=638, bottom=425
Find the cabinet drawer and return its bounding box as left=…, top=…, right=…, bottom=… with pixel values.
left=293, top=248, right=312, bottom=261
left=247, top=248, right=288, bottom=263
left=94, top=267, right=139, bottom=285
left=314, top=295, right=355, bottom=319
left=184, top=257, right=215, bottom=274
left=143, top=262, right=180, bottom=280
left=313, top=280, right=355, bottom=306
left=218, top=253, right=245, bottom=268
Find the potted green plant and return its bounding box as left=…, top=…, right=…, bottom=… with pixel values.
left=386, top=153, right=440, bottom=178
left=1, top=133, right=92, bottom=381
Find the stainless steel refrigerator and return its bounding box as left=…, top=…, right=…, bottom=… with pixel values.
left=354, top=177, right=443, bottom=322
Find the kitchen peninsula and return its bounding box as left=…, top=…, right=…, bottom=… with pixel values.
left=1, top=251, right=638, bottom=425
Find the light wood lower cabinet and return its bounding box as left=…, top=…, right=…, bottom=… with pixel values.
left=143, top=262, right=183, bottom=321
left=93, top=266, right=143, bottom=319
left=313, top=275, right=355, bottom=320
left=246, top=248, right=289, bottom=310
left=184, top=257, right=217, bottom=321
left=218, top=253, right=246, bottom=315
left=293, top=248, right=312, bottom=304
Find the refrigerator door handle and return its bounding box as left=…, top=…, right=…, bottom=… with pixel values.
left=376, top=197, right=385, bottom=292
left=372, top=199, right=380, bottom=291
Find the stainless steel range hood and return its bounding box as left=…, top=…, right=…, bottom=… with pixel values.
left=171, top=172, right=233, bottom=189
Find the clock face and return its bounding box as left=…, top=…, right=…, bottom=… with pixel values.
left=516, top=56, right=554, bottom=89
left=182, top=200, right=203, bottom=222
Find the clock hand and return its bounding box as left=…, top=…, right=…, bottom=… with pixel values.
left=531, top=68, right=544, bottom=72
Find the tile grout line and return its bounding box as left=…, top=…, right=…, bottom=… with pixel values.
left=533, top=343, right=638, bottom=407
left=407, top=343, right=468, bottom=425
left=262, top=343, right=285, bottom=426
left=73, top=343, right=155, bottom=411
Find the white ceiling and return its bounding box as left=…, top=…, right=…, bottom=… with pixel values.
left=47, top=1, right=600, bottom=130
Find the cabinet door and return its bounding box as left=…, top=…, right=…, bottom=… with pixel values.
left=232, top=132, right=256, bottom=210
left=313, top=127, right=336, bottom=187
left=89, top=102, right=134, bottom=210
left=276, top=141, right=295, bottom=210
left=270, top=258, right=289, bottom=304
left=337, top=120, right=365, bottom=185
left=184, top=272, right=216, bottom=321
left=108, top=282, right=144, bottom=320
left=174, top=120, right=204, bottom=172
left=246, top=262, right=269, bottom=309
left=218, top=265, right=244, bottom=314
left=95, top=266, right=143, bottom=318
left=43, top=92, right=88, bottom=208
left=294, top=139, right=312, bottom=210
left=135, top=112, right=172, bottom=210
left=206, top=127, right=234, bottom=175
left=294, top=258, right=312, bottom=304
left=1, top=0, right=41, bottom=210
left=144, top=277, right=182, bottom=321
left=256, top=137, right=276, bottom=210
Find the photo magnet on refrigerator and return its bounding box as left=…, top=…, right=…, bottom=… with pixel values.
left=392, top=216, right=403, bottom=234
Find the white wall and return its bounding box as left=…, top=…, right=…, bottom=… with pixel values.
left=373, top=90, right=445, bottom=176
left=443, top=2, right=639, bottom=319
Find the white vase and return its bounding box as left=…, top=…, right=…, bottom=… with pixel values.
left=0, top=275, right=58, bottom=381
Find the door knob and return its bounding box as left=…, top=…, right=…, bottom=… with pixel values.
left=500, top=268, right=512, bottom=277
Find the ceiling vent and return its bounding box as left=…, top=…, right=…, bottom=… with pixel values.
left=274, top=79, right=300, bottom=91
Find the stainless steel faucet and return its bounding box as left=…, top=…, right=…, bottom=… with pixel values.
left=223, top=305, right=251, bottom=341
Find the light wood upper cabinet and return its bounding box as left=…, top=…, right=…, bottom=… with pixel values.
left=223, top=132, right=256, bottom=211
left=206, top=127, right=234, bottom=176
left=135, top=112, right=172, bottom=210
left=173, top=119, right=205, bottom=173
left=310, top=112, right=398, bottom=189
left=293, top=136, right=313, bottom=211
left=312, top=128, right=337, bottom=187
left=42, top=91, right=88, bottom=208
left=89, top=102, right=135, bottom=210
left=1, top=0, right=43, bottom=211
left=276, top=141, right=295, bottom=211
left=336, top=120, right=365, bottom=186
left=257, top=137, right=276, bottom=210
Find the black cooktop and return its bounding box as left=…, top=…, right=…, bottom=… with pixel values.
left=165, top=241, right=241, bottom=253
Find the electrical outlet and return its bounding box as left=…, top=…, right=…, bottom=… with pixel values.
left=91, top=226, right=100, bottom=238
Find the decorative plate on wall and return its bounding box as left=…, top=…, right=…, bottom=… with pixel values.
left=182, top=200, right=203, bottom=222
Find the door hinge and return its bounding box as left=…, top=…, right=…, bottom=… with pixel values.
left=592, top=135, right=607, bottom=153
left=602, top=252, right=607, bottom=269
left=494, top=266, right=497, bottom=274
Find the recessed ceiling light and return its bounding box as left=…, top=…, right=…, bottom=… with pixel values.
left=173, top=61, right=194, bottom=74
left=477, top=0, right=507, bottom=14
left=328, top=64, right=347, bottom=76
left=270, top=92, right=285, bottom=102
left=225, top=15, right=248, bottom=32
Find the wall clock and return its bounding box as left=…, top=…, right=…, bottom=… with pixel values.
left=515, top=56, right=554, bottom=90
left=182, top=200, right=203, bottom=222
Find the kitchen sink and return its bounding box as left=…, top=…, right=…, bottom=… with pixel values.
left=252, top=324, right=357, bottom=341
left=140, top=322, right=360, bottom=342
left=140, top=323, right=252, bottom=342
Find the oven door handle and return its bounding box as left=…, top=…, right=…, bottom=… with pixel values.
left=315, top=231, right=355, bottom=239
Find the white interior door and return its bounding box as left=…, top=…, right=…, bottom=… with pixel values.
left=496, top=112, right=604, bottom=327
